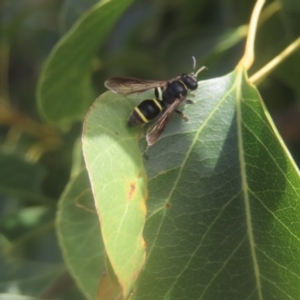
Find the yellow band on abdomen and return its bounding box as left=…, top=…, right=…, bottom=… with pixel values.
left=134, top=107, right=149, bottom=123
left=152, top=99, right=163, bottom=111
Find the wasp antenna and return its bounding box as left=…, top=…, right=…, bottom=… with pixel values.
left=194, top=66, right=207, bottom=77
left=192, top=56, right=196, bottom=71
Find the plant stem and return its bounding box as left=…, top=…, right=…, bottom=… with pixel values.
left=250, top=36, right=300, bottom=84
left=239, top=0, right=266, bottom=70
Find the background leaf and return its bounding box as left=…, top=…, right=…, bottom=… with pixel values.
left=57, top=170, right=105, bottom=300
left=60, top=0, right=100, bottom=32
left=82, top=92, right=147, bottom=298
left=0, top=257, right=64, bottom=298
left=0, top=150, right=46, bottom=202
left=37, top=0, right=132, bottom=128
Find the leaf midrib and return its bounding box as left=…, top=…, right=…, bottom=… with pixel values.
left=235, top=69, right=263, bottom=300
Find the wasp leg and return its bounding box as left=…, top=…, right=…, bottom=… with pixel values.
left=175, top=110, right=189, bottom=121
left=185, top=99, right=194, bottom=104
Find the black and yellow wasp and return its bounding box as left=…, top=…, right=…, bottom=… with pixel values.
left=105, top=58, right=206, bottom=146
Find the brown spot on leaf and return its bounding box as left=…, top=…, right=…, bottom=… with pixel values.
left=137, top=172, right=142, bottom=178
left=165, top=202, right=171, bottom=208
left=131, top=271, right=141, bottom=281
left=115, top=131, right=119, bottom=135
left=142, top=238, right=146, bottom=248
left=128, top=182, right=136, bottom=201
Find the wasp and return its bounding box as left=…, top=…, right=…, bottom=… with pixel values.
left=104, top=58, right=206, bottom=146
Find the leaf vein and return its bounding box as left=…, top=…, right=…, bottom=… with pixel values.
left=236, top=70, right=262, bottom=299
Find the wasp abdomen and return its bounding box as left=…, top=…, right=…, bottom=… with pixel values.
left=128, top=99, right=165, bottom=127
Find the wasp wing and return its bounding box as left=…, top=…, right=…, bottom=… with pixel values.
left=146, top=96, right=186, bottom=146
left=104, top=77, right=167, bottom=96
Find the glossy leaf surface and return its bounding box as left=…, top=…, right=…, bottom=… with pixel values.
left=131, top=69, right=300, bottom=299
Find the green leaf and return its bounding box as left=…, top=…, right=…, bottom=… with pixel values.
left=56, top=170, right=105, bottom=300
left=83, top=67, right=300, bottom=299
left=37, top=0, right=132, bottom=128
left=131, top=69, right=300, bottom=299
left=82, top=93, right=147, bottom=298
